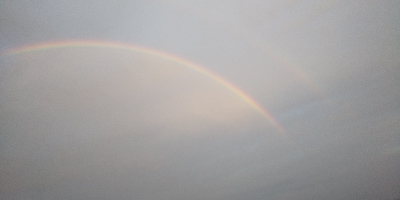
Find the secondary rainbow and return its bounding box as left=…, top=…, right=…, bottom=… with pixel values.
left=3, top=40, right=285, bottom=132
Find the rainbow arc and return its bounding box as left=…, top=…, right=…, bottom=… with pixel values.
left=3, top=40, right=285, bottom=133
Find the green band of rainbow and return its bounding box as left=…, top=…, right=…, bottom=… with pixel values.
left=2, top=40, right=285, bottom=133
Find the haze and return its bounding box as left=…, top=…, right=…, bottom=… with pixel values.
left=0, top=1, right=399, bottom=199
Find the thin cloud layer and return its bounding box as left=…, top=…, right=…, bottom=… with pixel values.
left=0, top=47, right=280, bottom=199
left=0, top=1, right=399, bottom=199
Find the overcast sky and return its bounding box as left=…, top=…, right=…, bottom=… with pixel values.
left=1, top=1, right=399, bottom=199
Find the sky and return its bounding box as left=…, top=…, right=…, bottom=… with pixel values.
left=0, top=0, right=399, bottom=199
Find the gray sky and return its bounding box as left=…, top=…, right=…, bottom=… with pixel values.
left=1, top=1, right=399, bottom=199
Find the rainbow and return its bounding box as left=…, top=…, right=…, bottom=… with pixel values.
left=2, top=40, right=285, bottom=132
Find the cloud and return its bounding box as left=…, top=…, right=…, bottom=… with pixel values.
left=0, top=46, right=277, bottom=199
left=1, top=1, right=400, bottom=199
